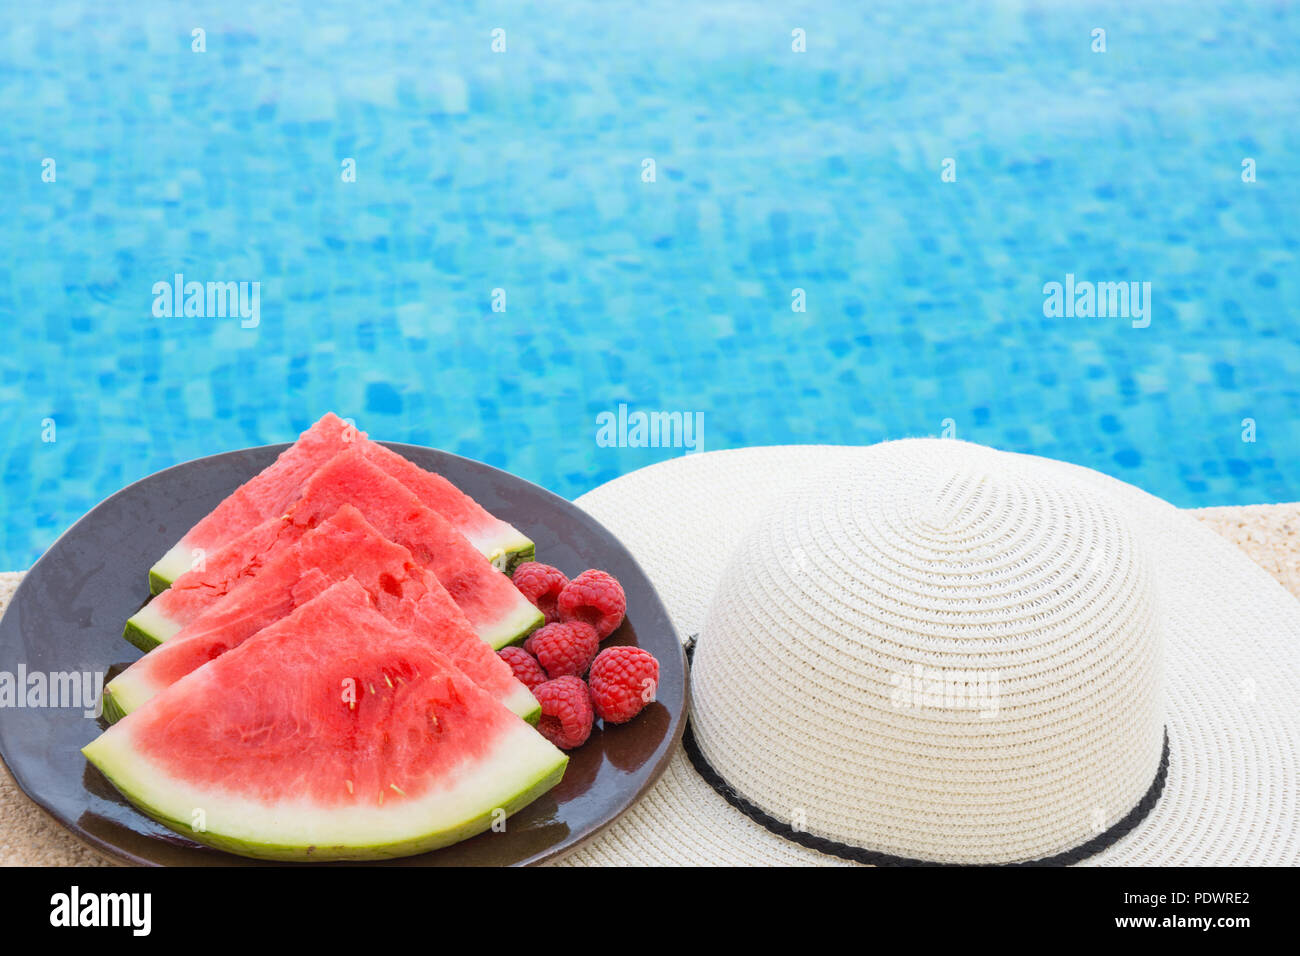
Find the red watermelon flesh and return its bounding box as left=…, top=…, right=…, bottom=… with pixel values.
left=358, top=441, right=534, bottom=571
left=286, top=449, right=543, bottom=648
left=85, top=579, right=568, bottom=861
left=147, top=413, right=361, bottom=592
left=107, top=506, right=538, bottom=721
left=125, top=450, right=543, bottom=649
left=125, top=516, right=310, bottom=650
left=148, top=412, right=534, bottom=592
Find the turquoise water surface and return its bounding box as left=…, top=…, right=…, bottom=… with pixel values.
left=1, top=1, right=1297, bottom=568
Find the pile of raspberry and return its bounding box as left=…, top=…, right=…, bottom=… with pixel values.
left=502, top=563, right=660, bottom=750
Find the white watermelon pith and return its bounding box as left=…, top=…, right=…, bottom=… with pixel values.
left=86, top=580, right=567, bottom=861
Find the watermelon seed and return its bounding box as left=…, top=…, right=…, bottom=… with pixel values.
left=345, top=779, right=354, bottom=794
left=385, top=675, right=393, bottom=688
left=390, top=783, right=406, bottom=796
left=368, top=683, right=376, bottom=695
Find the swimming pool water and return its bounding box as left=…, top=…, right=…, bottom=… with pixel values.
left=1, top=1, right=1297, bottom=569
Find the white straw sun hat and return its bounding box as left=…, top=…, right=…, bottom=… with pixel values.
left=554, top=440, right=1300, bottom=866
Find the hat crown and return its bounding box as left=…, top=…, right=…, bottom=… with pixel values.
left=691, top=440, right=1166, bottom=865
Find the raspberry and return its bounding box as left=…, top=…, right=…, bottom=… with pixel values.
left=557, top=569, right=626, bottom=639
left=511, top=562, right=570, bottom=623
left=497, top=646, right=548, bottom=693
left=588, top=647, right=660, bottom=724
left=534, top=676, right=594, bottom=750
left=526, top=621, right=600, bottom=679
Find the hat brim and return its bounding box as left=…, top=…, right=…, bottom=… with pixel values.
left=552, top=444, right=1300, bottom=866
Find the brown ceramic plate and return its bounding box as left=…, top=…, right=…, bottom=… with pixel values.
left=0, top=442, right=685, bottom=866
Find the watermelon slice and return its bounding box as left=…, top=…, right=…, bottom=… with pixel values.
left=287, top=450, right=543, bottom=648
left=125, top=449, right=543, bottom=650
left=125, top=517, right=306, bottom=652
left=85, top=580, right=567, bottom=861
left=147, top=413, right=356, bottom=593
left=107, top=506, right=539, bottom=723
left=148, top=413, right=534, bottom=592
left=359, top=442, right=535, bottom=573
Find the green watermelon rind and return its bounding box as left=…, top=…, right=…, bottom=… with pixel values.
left=122, top=619, right=159, bottom=655
left=100, top=670, right=154, bottom=726
left=504, top=543, right=535, bottom=575
left=482, top=533, right=534, bottom=575
left=82, top=722, right=568, bottom=862
left=505, top=687, right=542, bottom=726
left=482, top=601, right=545, bottom=651
left=122, top=603, right=180, bottom=653
left=100, top=685, right=129, bottom=725
left=148, top=543, right=194, bottom=595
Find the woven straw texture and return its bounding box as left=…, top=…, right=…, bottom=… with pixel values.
left=692, top=447, right=1165, bottom=864
left=554, top=442, right=1300, bottom=866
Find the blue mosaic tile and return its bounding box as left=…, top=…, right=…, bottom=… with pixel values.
left=0, top=1, right=1297, bottom=569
